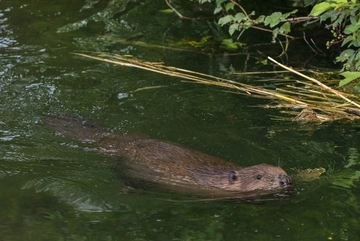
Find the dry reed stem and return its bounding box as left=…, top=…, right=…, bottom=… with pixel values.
left=268, top=56, right=360, bottom=109
left=74, top=52, right=360, bottom=122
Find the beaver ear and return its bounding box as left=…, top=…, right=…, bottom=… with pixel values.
left=228, top=171, right=238, bottom=184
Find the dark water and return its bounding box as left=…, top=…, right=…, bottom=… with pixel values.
left=0, top=0, right=360, bottom=240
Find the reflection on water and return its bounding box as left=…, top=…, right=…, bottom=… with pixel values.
left=0, top=0, right=359, bottom=240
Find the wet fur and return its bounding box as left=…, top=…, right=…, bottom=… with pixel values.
left=43, top=115, right=291, bottom=196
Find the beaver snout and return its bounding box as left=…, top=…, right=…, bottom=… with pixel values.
left=279, top=174, right=292, bottom=187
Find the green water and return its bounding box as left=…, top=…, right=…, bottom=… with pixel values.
left=0, top=0, right=360, bottom=240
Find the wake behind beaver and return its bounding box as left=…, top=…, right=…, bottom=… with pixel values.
left=42, top=115, right=292, bottom=198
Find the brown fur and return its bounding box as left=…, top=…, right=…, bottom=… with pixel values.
left=43, top=115, right=291, bottom=196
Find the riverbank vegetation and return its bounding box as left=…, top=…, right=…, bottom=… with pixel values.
left=164, top=0, right=360, bottom=122
left=70, top=0, right=360, bottom=123
left=189, top=0, right=360, bottom=88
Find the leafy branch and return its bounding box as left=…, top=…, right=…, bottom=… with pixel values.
left=199, top=0, right=319, bottom=41
left=309, top=0, right=360, bottom=90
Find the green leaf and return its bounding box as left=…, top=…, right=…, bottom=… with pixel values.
left=220, top=38, right=241, bottom=51
left=334, top=0, right=350, bottom=8
left=225, top=2, right=235, bottom=11
left=350, top=15, right=357, bottom=25
left=355, top=52, right=360, bottom=69
left=272, top=28, right=280, bottom=38
left=333, top=11, right=346, bottom=28
left=264, top=12, right=282, bottom=27
left=341, top=35, right=354, bottom=47
left=228, top=23, right=239, bottom=35
left=254, top=15, right=265, bottom=24
left=351, top=170, right=360, bottom=180
left=234, top=12, right=246, bottom=22
left=309, top=2, right=333, bottom=16
left=281, top=9, right=298, bottom=19
left=344, top=24, right=360, bottom=34
left=214, top=6, right=222, bottom=15
left=280, top=22, right=291, bottom=34
left=353, top=39, right=360, bottom=48
left=339, top=71, right=360, bottom=87
left=215, top=0, right=226, bottom=8
left=320, top=10, right=336, bottom=22
left=158, top=9, right=173, bottom=14
left=242, top=21, right=252, bottom=29
left=336, top=49, right=355, bottom=63
left=218, top=15, right=234, bottom=26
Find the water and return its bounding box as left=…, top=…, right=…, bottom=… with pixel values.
left=0, top=0, right=360, bottom=240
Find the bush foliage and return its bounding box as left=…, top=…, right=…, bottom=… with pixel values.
left=197, top=0, right=360, bottom=88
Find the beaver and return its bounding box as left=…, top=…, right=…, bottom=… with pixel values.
left=42, top=115, right=291, bottom=197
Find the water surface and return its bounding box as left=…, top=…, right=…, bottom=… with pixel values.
left=0, top=1, right=359, bottom=240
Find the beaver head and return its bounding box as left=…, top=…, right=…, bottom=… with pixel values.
left=226, top=163, right=291, bottom=192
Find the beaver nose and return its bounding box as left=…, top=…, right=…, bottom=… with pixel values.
left=278, top=174, right=292, bottom=187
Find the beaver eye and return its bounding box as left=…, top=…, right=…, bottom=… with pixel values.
left=256, top=175, right=262, bottom=180
left=228, top=171, right=237, bottom=184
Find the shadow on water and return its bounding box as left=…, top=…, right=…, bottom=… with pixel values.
left=0, top=0, right=360, bottom=240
